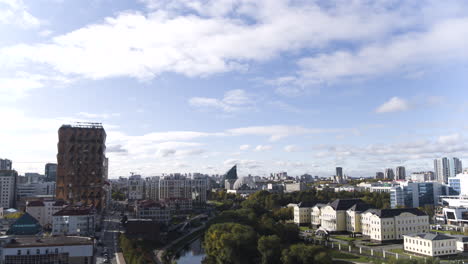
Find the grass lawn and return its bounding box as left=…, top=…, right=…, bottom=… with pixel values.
left=329, top=250, right=374, bottom=263
left=431, top=229, right=464, bottom=235
left=299, top=226, right=311, bottom=231
left=333, top=235, right=357, bottom=242
left=389, top=248, right=423, bottom=259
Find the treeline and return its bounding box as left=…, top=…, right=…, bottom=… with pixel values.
left=212, top=188, right=390, bottom=210
left=203, top=191, right=333, bottom=264
left=119, top=234, right=152, bottom=264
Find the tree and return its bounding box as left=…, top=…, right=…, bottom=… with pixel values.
left=272, top=207, right=293, bottom=221
left=281, top=244, right=331, bottom=264
left=257, top=235, right=281, bottom=264
left=204, top=223, right=258, bottom=264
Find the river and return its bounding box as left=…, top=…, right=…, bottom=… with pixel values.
left=174, top=238, right=206, bottom=264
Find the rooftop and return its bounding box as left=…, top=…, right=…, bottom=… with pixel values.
left=365, top=208, right=427, bottom=218
left=3, top=236, right=93, bottom=248
left=405, top=233, right=455, bottom=241
left=328, top=199, right=367, bottom=211
left=61, top=122, right=103, bottom=129
left=53, top=205, right=95, bottom=216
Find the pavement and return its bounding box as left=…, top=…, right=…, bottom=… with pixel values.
left=96, top=211, right=123, bottom=264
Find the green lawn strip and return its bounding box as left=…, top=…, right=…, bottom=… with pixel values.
left=299, top=226, right=311, bottom=231
left=388, top=248, right=424, bottom=259
left=329, top=250, right=374, bottom=263
left=332, top=235, right=357, bottom=242
left=431, top=229, right=464, bottom=235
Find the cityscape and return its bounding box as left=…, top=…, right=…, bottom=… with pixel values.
left=1, top=0, right=468, bottom=264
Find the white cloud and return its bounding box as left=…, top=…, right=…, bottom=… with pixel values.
left=376, top=97, right=409, bottom=113
left=189, top=89, right=253, bottom=112
left=0, top=0, right=40, bottom=28
left=228, top=125, right=341, bottom=141
left=284, top=145, right=299, bottom=152
left=296, top=17, right=468, bottom=84
left=239, top=144, right=250, bottom=150
left=254, top=145, right=272, bottom=151
left=2, top=0, right=450, bottom=81
left=438, top=133, right=461, bottom=145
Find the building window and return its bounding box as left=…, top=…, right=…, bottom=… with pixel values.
left=17, top=250, right=21, bottom=255
left=36, top=249, right=40, bottom=254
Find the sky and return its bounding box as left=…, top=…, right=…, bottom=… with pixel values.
left=1, top=0, right=468, bottom=178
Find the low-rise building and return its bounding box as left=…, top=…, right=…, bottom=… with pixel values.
left=311, top=203, right=326, bottom=227
left=25, top=200, right=66, bottom=229
left=6, top=213, right=43, bottom=236
left=52, top=205, right=96, bottom=236
left=404, top=233, right=457, bottom=257
left=293, top=202, right=315, bottom=226
left=135, top=200, right=171, bottom=224
left=361, top=208, right=429, bottom=242
left=162, top=198, right=192, bottom=213
left=320, top=199, right=369, bottom=232
left=285, top=182, right=306, bottom=193
left=0, top=235, right=95, bottom=264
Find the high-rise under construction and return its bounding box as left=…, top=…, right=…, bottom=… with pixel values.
left=56, top=123, right=107, bottom=209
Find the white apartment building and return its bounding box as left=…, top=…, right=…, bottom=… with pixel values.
left=144, top=176, right=160, bottom=201
left=159, top=174, right=192, bottom=200
left=320, top=199, right=369, bottom=232
left=293, top=202, right=315, bottom=225
left=135, top=200, right=171, bottom=224
left=311, top=203, right=326, bottom=227
left=25, top=200, right=66, bottom=228
left=404, top=233, right=457, bottom=257
left=191, top=175, right=208, bottom=206
left=361, top=208, right=429, bottom=242
left=0, top=171, right=17, bottom=209
left=346, top=203, right=373, bottom=234
left=0, top=236, right=94, bottom=264
left=127, top=174, right=145, bottom=200
left=52, top=205, right=96, bottom=236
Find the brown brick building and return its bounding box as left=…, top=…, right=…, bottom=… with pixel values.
left=55, top=123, right=107, bottom=210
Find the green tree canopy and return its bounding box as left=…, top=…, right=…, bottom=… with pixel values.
left=204, top=223, right=258, bottom=264
left=257, top=235, right=281, bottom=264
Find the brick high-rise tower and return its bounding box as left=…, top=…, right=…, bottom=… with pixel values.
left=56, top=123, right=107, bottom=209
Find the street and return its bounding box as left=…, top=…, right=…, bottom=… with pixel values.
left=96, top=212, right=122, bottom=264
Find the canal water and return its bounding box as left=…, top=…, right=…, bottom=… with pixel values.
left=175, top=238, right=206, bottom=264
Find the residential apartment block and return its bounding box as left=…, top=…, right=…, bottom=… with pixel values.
left=0, top=170, right=17, bottom=208
left=26, top=200, right=66, bottom=229
left=293, top=202, right=315, bottom=225
left=52, top=205, right=96, bottom=236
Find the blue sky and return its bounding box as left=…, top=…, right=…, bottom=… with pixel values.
left=1, top=0, right=468, bottom=178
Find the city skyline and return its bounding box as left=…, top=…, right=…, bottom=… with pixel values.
left=1, top=0, right=468, bottom=177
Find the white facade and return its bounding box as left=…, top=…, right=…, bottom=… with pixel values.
left=144, top=176, right=160, bottom=201
left=0, top=171, right=17, bottom=208
left=361, top=209, right=429, bottom=242
left=404, top=233, right=457, bottom=257
left=26, top=200, right=66, bottom=228
left=159, top=174, right=192, bottom=200
left=0, top=236, right=94, bottom=263
left=52, top=206, right=96, bottom=236
left=285, top=182, right=306, bottom=193
left=191, top=175, right=208, bottom=206
left=293, top=203, right=313, bottom=225
left=127, top=175, right=144, bottom=200
left=449, top=173, right=468, bottom=195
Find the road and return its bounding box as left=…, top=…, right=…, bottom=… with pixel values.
left=96, top=212, right=122, bottom=264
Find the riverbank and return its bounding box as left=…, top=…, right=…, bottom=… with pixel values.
left=154, top=225, right=207, bottom=264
